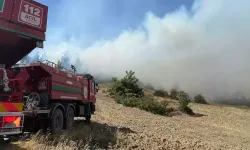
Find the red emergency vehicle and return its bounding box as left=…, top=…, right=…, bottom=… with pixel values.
left=0, top=0, right=97, bottom=138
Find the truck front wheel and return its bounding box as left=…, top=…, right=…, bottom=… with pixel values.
left=85, top=115, right=91, bottom=124
left=51, top=109, right=64, bottom=134
left=85, top=103, right=92, bottom=124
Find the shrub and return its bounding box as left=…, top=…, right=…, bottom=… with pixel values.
left=108, top=71, right=144, bottom=98
left=169, top=89, right=178, bottom=100
left=114, top=94, right=123, bottom=104
left=177, top=91, right=191, bottom=103
left=122, top=96, right=142, bottom=107
left=177, top=91, right=194, bottom=115
left=179, top=104, right=193, bottom=114
left=114, top=95, right=169, bottom=115
left=109, top=71, right=173, bottom=115
left=139, top=96, right=169, bottom=115
left=153, top=90, right=168, bottom=97
left=193, top=94, right=208, bottom=104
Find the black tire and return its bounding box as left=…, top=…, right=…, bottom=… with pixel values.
left=65, top=107, right=74, bottom=129
left=85, top=103, right=92, bottom=124
left=39, top=93, right=49, bottom=107
left=85, top=107, right=91, bottom=124
left=51, top=109, right=64, bottom=134
left=85, top=114, right=91, bottom=124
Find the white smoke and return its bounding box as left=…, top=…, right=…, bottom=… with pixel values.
left=41, top=0, right=250, bottom=103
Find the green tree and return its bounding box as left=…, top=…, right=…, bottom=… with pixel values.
left=153, top=89, right=168, bottom=97
left=177, top=91, right=193, bottom=115
left=108, top=71, right=172, bottom=115
left=169, top=88, right=178, bottom=99
left=108, top=71, right=144, bottom=98
left=193, top=94, right=208, bottom=104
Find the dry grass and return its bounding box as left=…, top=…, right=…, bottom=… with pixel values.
left=94, top=86, right=250, bottom=149
left=16, top=121, right=119, bottom=150
left=2, top=84, right=250, bottom=150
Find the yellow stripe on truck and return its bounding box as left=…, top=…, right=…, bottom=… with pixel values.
left=13, top=103, right=23, bottom=112
left=0, top=104, right=7, bottom=112
left=0, top=103, right=23, bottom=112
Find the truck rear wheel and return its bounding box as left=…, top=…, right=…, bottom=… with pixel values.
left=51, top=109, right=64, bottom=134
left=65, top=107, right=74, bottom=129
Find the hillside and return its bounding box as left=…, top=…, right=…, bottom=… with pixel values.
left=2, top=86, right=250, bottom=150
left=92, top=89, right=250, bottom=149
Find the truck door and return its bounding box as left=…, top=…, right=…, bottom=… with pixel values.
left=83, top=74, right=93, bottom=101
left=91, top=80, right=96, bottom=101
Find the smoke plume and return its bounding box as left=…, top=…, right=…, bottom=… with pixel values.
left=36, top=0, right=250, bottom=105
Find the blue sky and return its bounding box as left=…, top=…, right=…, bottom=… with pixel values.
left=38, top=0, right=193, bottom=47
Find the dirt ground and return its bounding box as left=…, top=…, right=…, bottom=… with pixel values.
left=2, top=89, right=250, bottom=150
left=92, top=91, right=250, bottom=150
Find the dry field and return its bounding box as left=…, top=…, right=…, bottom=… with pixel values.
left=2, top=86, right=250, bottom=150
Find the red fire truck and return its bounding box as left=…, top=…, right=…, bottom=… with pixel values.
left=0, top=0, right=97, bottom=138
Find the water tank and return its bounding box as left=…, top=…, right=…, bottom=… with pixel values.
left=0, top=0, right=48, bottom=67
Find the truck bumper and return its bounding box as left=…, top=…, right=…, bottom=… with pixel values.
left=0, top=112, right=24, bottom=136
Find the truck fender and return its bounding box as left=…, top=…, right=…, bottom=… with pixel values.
left=48, top=103, right=65, bottom=119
